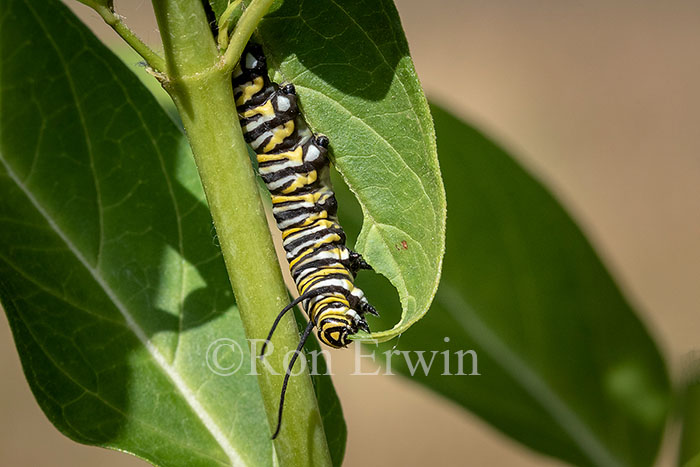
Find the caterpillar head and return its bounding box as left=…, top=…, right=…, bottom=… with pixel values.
left=317, top=304, right=370, bottom=349
left=318, top=315, right=355, bottom=348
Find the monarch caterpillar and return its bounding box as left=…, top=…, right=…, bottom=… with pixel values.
left=232, top=42, right=378, bottom=438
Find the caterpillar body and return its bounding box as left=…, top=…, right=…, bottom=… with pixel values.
left=232, top=42, right=377, bottom=438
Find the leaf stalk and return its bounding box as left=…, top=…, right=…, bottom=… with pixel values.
left=91, top=3, right=166, bottom=72
left=220, top=0, right=274, bottom=72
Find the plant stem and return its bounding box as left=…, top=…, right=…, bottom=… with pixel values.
left=92, top=4, right=166, bottom=72
left=151, top=0, right=332, bottom=465
left=217, top=0, right=243, bottom=51
left=221, top=0, right=274, bottom=72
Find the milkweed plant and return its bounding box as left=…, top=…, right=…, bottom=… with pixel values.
left=0, top=0, right=691, bottom=466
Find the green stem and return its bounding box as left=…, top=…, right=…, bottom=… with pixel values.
left=220, top=0, right=274, bottom=72
left=217, top=0, right=243, bottom=50
left=151, top=0, right=332, bottom=465
left=92, top=4, right=166, bottom=72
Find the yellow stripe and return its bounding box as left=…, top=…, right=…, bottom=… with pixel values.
left=311, top=296, right=350, bottom=317
left=272, top=190, right=323, bottom=208
left=257, top=145, right=304, bottom=164
left=286, top=231, right=340, bottom=253
left=262, top=121, right=296, bottom=153
left=236, top=76, right=264, bottom=107
left=299, top=273, right=352, bottom=295
left=298, top=268, right=352, bottom=293
left=299, top=265, right=351, bottom=285
left=281, top=219, right=335, bottom=240
left=289, top=247, right=344, bottom=271
left=318, top=233, right=341, bottom=244
left=242, top=98, right=275, bottom=119
left=280, top=171, right=319, bottom=194
left=289, top=247, right=315, bottom=269
left=310, top=234, right=342, bottom=250
left=318, top=310, right=351, bottom=324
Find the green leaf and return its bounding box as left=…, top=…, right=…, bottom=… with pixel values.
left=208, top=0, right=231, bottom=20
left=333, top=104, right=671, bottom=466
left=254, top=0, right=446, bottom=342
left=0, top=0, right=344, bottom=465
left=679, top=357, right=700, bottom=467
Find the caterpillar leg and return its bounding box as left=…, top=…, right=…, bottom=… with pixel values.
left=354, top=314, right=371, bottom=333
left=359, top=300, right=379, bottom=317
left=345, top=300, right=373, bottom=333
left=348, top=251, right=372, bottom=273
left=349, top=287, right=379, bottom=317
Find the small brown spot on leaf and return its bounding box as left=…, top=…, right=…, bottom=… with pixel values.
left=395, top=240, right=409, bottom=251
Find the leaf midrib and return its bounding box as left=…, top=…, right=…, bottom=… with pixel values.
left=297, top=85, right=435, bottom=220
left=1, top=285, right=228, bottom=465
left=438, top=284, right=623, bottom=467
left=10, top=2, right=243, bottom=463
left=0, top=155, right=246, bottom=467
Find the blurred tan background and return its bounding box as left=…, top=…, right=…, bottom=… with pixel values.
left=2, top=0, right=699, bottom=465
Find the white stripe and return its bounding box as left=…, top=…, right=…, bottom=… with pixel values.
left=298, top=248, right=347, bottom=262
left=282, top=224, right=326, bottom=247
left=306, top=278, right=351, bottom=290
left=296, top=264, right=327, bottom=281
left=0, top=157, right=247, bottom=466
left=244, top=117, right=267, bottom=133
left=346, top=309, right=361, bottom=321
left=291, top=250, right=347, bottom=275
left=265, top=173, right=295, bottom=191
left=288, top=231, right=337, bottom=258
left=272, top=201, right=312, bottom=215
left=259, top=158, right=303, bottom=175
left=245, top=53, right=258, bottom=69
left=350, top=287, right=366, bottom=300
left=244, top=107, right=280, bottom=133
left=272, top=202, right=304, bottom=213
left=250, top=130, right=272, bottom=151
left=245, top=121, right=262, bottom=133
left=278, top=212, right=308, bottom=230
left=297, top=127, right=313, bottom=144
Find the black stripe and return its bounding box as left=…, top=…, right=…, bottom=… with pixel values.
left=289, top=243, right=347, bottom=273
left=291, top=257, right=348, bottom=279
left=272, top=198, right=336, bottom=219
left=261, top=163, right=318, bottom=183
left=262, top=125, right=313, bottom=154
left=267, top=179, right=325, bottom=198
left=235, top=84, right=276, bottom=111
left=298, top=273, right=353, bottom=292
left=273, top=204, right=317, bottom=222
left=241, top=94, right=299, bottom=141
left=283, top=225, right=345, bottom=253
left=271, top=191, right=336, bottom=216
